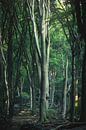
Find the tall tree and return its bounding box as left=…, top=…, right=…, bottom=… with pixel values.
left=74, top=0, right=86, bottom=121
left=28, top=0, right=50, bottom=121
left=39, top=0, right=50, bottom=122
left=7, top=0, right=14, bottom=117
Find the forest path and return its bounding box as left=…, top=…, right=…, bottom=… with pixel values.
left=10, top=110, right=64, bottom=130
left=7, top=110, right=86, bottom=130
left=10, top=110, right=39, bottom=130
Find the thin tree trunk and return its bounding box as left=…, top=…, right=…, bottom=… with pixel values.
left=70, top=50, right=75, bottom=121
left=0, top=43, right=10, bottom=115
left=63, top=59, right=68, bottom=119
left=50, top=85, right=55, bottom=107
left=7, top=0, right=14, bottom=117
left=30, top=86, right=32, bottom=110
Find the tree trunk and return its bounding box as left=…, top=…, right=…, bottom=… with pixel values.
left=70, top=50, right=75, bottom=121
left=20, top=78, right=24, bottom=110
left=0, top=51, right=4, bottom=116
left=0, top=41, right=10, bottom=116
left=30, top=86, right=32, bottom=110
left=40, top=0, right=50, bottom=122
left=28, top=0, right=50, bottom=122
left=50, top=85, right=55, bottom=107
left=74, top=0, right=86, bottom=121
left=7, top=0, right=14, bottom=117
left=80, top=45, right=86, bottom=121
left=63, top=59, right=68, bottom=119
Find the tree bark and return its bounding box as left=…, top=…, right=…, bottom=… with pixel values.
left=70, top=49, right=76, bottom=121
left=40, top=0, right=50, bottom=122
left=63, top=59, right=68, bottom=119
left=74, top=0, right=86, bottom=121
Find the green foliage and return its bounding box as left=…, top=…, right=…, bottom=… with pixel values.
left=49, top=21, right=70, bottom=82
left=21, top=92, right=29, bottom=99
left=47, top=108, right=58, bottom=119
left=20, top=66, right=27, bottom=79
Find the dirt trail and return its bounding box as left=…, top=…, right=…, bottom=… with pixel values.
left=10, top=110, right=38, bottom=130
left=3, top=110, right=86, bottom=130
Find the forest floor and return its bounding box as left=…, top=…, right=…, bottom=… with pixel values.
left=1, top=109, right=86, bottom=130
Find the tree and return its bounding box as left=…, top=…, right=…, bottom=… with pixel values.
left=27, top=0, right=50, bottom=121
left=74, top=0, right=86, bottom=121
